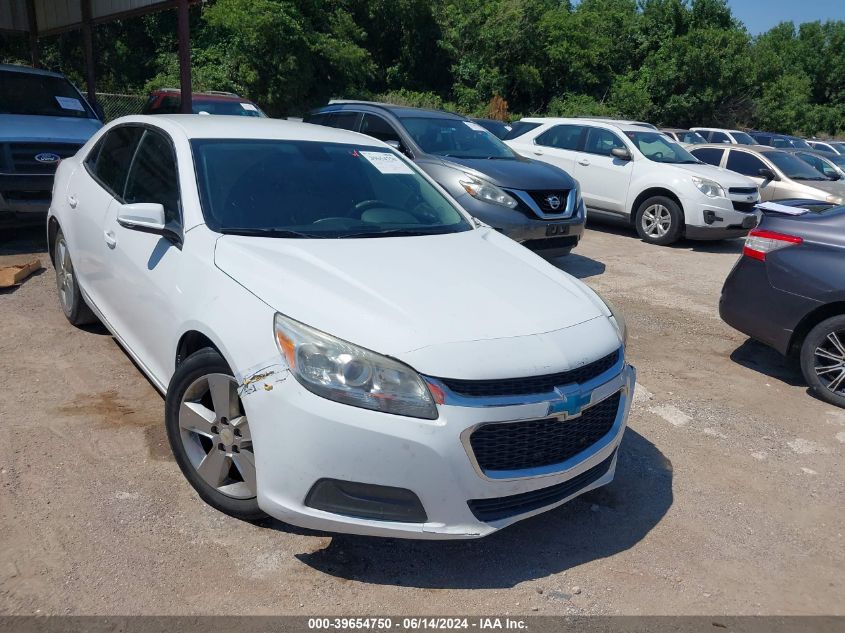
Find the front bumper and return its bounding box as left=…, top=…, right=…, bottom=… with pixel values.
left=0, top=174, right=53, bottom=221
left=683, top=194, right=759, bottom=240
left=241, top=361, right=635, bottom=539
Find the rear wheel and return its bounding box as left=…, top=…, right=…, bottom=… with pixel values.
left=54, top=229, right=97, bottom=326
left=165, top=348, right=266, bottom=520
left=800, top=316, right=845, bottom=408
left=634, top=196, right=684, bottom=246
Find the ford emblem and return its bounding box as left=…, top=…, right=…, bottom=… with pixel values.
left=35, top=153, right=61, bottom=164
left=546, top=195, right=562, bottom=210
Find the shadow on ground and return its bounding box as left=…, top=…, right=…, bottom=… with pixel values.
left=584, top=220, right=745, bottom=255
left=294, top=428, right=672, bottom=589
left=729, top=338, right=804, bottom=387
left=0, top=225, right=48, bottom=255
left=553, top=252, right=606, bottom=279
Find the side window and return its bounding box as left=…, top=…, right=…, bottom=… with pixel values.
left=360, top=114, right=402, bottom=145
left=583, top=127, right=626, bottom=156
left=690, top=147, right=725, bottom=166
left=798, top=153, right=834, bottom=177
left=328, top=112, right=360, bottom=131
left=124, top=129, right=181, bottom=225
left=753, top=134, right=771, bottom=146
left=85, top=126, right=143, bottom=197
left=726, top=150, right=766, bottom=177
left=771, top=137, right=789, bottom=148
left=306, top=113, right=327, bottom=125
left=709, top=131, right=730, bottom=144
left=535, top=124, right=583, bottom=150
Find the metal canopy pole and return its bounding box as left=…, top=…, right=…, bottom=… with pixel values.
left=25, top=0, right=38, bottom=67
left=177, top=0, right=192, bottom=114
left=81, top=0, right=97, bottom=106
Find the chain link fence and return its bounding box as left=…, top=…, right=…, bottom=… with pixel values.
left=95, top=93, right=147, bottom=122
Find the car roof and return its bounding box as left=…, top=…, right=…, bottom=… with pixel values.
left=517, top=117, right=650, bottom=132
left=691, top=143, right=785, bottom=154
left=150, top=89, right=253, bottom=103
left=660, top=128, right=696, bottom=134
left=320, top=101, right=467, bottom=120
left=113, top=114, right=387, bottom=144
left=0, top=63, right=66, bottom=78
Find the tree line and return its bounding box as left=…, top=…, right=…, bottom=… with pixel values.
left=2, top=0, right=844, bottom=137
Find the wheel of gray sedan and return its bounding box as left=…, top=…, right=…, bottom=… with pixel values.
left=165, top=348, right=267, bottom=520
left=800, top=315, right=845, bottom=409
left=634, top=196, right=684, bottom=246
left=53, top=228, right=98, bottom=326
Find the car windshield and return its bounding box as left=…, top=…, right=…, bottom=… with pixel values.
left=192, top=139, right=473, bottom=238
left=678, top=131, right=706, bottom=144
left=192, top=99, right=264, bottom=117
left=831, top=142, right=845, bottom=153
left=731, top=131, right=756, bottom=145
left=0, top=70, right=96, bottom=119
left=625, top=131, right=700, bottom=163
left=763, top=151, right=831, bottom=180
left=400, top=116, right=515, bottom=159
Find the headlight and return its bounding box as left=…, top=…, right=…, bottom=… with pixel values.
left=603, top=298, right=628, bottom=347
left=825, top=193, right=843, bottom=204
left=692, top=177, right=726, bottom=198
left=458, top=174, right=518, bottom=208
left=274, top=313, right=438, bottom=420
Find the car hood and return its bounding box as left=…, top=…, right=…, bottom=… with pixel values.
left=428, top=155, right=577, bottom=190
left=669, top=162, right=758, bottom=187
left=214, top=229, right=609, bottom=372
left=0, top=114, right=102, bottom=144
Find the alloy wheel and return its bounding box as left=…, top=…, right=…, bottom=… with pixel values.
left=55, top=237, right=75, bottom=313
left=178, top=373, right=256, bottom=499
left=641, top=204, right=672, bottom=239
left=814, top=330, right=845, bottom=395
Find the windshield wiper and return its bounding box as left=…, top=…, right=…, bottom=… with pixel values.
left=338, top=228, right=444, bottom=239
left=220, top=227, right=325, bottom=238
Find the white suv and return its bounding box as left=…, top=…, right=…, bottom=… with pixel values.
left=690, top=127, right=756, bottom=145
left=506, top=118, right=761, bottom=245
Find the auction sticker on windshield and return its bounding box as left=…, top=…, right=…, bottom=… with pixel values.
left=359, top=151, right=414, bottom=174
left=55, top=96, right=85, bottom=111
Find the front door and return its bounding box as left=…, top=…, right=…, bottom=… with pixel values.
left=573, top=126, right=634, bottom=215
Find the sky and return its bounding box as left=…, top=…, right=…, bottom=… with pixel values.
left=727, top=0, right=845, bottom=35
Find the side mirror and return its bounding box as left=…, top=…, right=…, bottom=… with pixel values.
left=828, top=173, right=842, bottom=181
left=757, top=167, right=778, bottom=181
left=611, top=147, right=632, bottom=161
left=117, top=203, right=182, bottom=245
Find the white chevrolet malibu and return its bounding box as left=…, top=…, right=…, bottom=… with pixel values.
left=48, top=115, right=634, bottom=539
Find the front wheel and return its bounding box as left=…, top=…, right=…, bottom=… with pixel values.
left=634, top=196, right=684, bottom=245
left=800, top=316, right=845, bottom=408
left=165, top=348, right=266, bottom=520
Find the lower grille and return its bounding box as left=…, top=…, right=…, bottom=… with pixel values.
left=527, top=190, right=571, bottom=215
left=439, top=349, right=619, bottom=398
left=467, top=450, right=616, bottom=522
left=732, top=200, right=757, bottom=212
left=729, top=187, right=757, bottom=195
left=469, top=391, right=622, bottom=472
left=522, top=235, right=578, bottom=251
left=7, top=142, right=81, bottom=174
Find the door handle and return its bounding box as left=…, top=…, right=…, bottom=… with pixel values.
left=67, top=195, right=78, bottom=209
left=533, top=149, right=543, bottom=155
left=577, top=158, right=590, bottom=166
left=103, top=230, right=117, bottom=249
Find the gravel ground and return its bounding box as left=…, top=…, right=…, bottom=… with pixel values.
left=0, top=222, right=842, bottom=616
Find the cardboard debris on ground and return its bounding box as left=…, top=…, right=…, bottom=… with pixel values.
left=0, top=258, right=42, bottom=288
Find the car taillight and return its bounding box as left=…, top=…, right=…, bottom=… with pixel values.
left=743, top=229, right=803, bottom=261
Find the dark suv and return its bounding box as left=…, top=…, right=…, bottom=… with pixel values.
left=142, top=89, right=266, bottom=117
left=748, top=131, right=811, bottom=150
left=305, top=101, right=585, bottom=257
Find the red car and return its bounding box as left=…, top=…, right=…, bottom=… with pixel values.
left=142, top=89, right=266, bottom=117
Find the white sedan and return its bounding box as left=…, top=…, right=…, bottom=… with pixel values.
left=48, top=115, right=634, bottom=539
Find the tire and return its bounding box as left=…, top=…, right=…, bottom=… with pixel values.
left=800, top=315, right=845, bottom=408
left=634, top=196, right=684, bottom=245
left=54, top=228, right=98, bottom=326
left=165, top=347, right=266, bottom=521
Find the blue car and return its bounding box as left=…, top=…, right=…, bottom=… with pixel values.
left=720, top=199, right=845, bottom=408
left=0, top=64, right=103, bottom=225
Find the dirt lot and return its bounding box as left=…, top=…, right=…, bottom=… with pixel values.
left=0, top=222, right=842, bottom=616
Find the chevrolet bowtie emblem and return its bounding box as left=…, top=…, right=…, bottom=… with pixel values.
left=546, top=386, right=591, bottom=418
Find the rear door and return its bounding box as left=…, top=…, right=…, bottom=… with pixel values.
left=69, top=125, right=143, bottom=313
left=528, top=124, right=583, bottom=174
left=573, top=126, right=633, bottom=214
